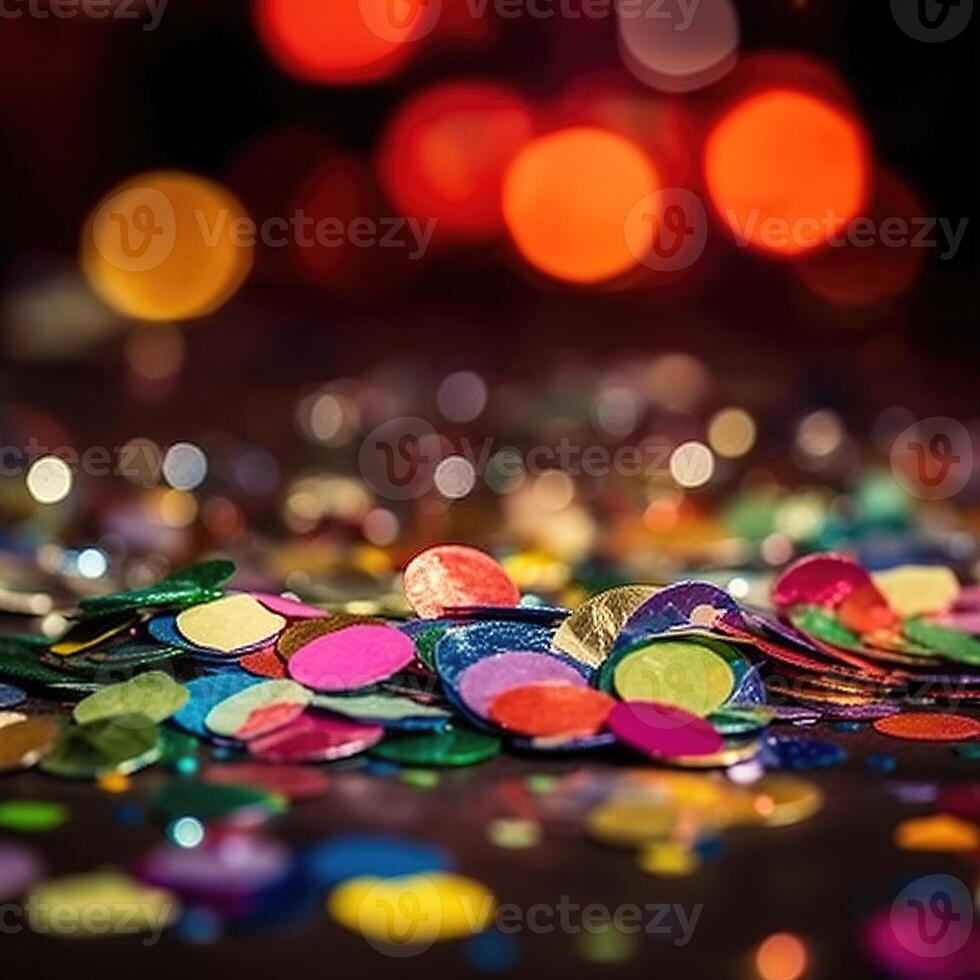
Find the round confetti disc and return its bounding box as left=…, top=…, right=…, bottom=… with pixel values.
left=248, top=712, right=384, bottom=763
left=239, top=645, right=288, bottom=678
left=287, top=625, right=416, bottom=692
left=372, top=726, right=501, bottom=767
left=306, top=834, right=453, bottom=888
left=251, top=592, right=326, bottom=619
left=551, top=585, right=658, bottom=668
left=750, top=775, right=824, bottom=827
left=0, top=682, right=26, bottom=709
left=488, top=684, right=614, bottom=737
left=28, top=871, right=179, bottom=939
left=277, top=614, right=382, bottom=659
left=457, top=651, right=587, bottom=718
left=328, top=872, right=496, bottom=947
left=0, top=716, right=63, bottom=772
left=176, top=594, right=286, bottom=654
left=611, top=639, right=736, bottom=716
left=772, top=552, right=871, bottom=610
left=73, top=671, right=189, bottom=726
left=873, top=712, right=980, bottom=742
left=205, top=679, right=312, bottom=739
left=403, top=545, right=520, bottom=619
left=0, top=840, right=43, bottom=900
left=40, top=715, right=162, bottom=778
left=607, top=701, right=724, bottom=760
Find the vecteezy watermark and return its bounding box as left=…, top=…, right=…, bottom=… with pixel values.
left=356, top=878, right=703, bottom=958
left=626, top=188, right=709, bottom=273
left=889, top=417, right=973, bottom=501
left=357, top=416, right=674, bottom=501
left=891, top=0, right=973, bottom=42
left=0, top=441, right=164, bottom=488
left=358, top=0, right=706, bottom=40
left=722, top=209, right=970, bottom=261
left=91, top=188, right=437, bottom=273
left=889, top=875, right=974, bottom=959
left=0, top=0, right=168, bottom=31
left=0, top=897, right=177, bottom=946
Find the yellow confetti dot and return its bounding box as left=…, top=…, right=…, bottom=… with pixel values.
left=894, top=814, right=980, bottom=853
left=586, top=800, right=678, bottom=848
left=486, top=818, right=543, bottom=849
left=28, top=871, right=179, bottom=939
left=81, top=171, right=253, bottom=322
left=95, top=773, right=131, bottom=794
left=175, top=594, right=285, bottom=653
left=327, top=873, right=496, bottom=948
left=637, top=842, right=701, bottom=877
left=871, top=565, right=960, bottom=618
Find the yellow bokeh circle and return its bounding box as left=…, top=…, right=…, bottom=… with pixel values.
left=82, top=171, right=253, bottom=321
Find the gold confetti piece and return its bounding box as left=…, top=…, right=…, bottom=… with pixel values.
left=28, top=871, right=179, bottom=940
left=328, top=873, right=495, bottom=947
left=552, top=585, right=658, bottom=668
left=750, top=776, right=824, bottom=828
left=871, top=565, right=960, bottom=618
left=586, top=800, right=678, bottom=847
left=637, top=842, right=701, bottom=877
left=0, top=716, right=63, bottom=772
left=176, top=594, right=286, bottom=653
left=894, top=814, right=980, bottom=852
left=50, top=614, right=137, bottom=656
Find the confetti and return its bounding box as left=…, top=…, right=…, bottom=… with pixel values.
left=403, top=545, right=520, bottom=619
left=287, top=625, right=416, bottom=691
left=873, top=712, right=980, bottom=742
left=176, top=594, right=286, bottom=654
left=488, top=685, right=614, bottom=738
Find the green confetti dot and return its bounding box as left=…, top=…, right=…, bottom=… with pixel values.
left=0, top=800, right=69, bottom=832
left=399, top=769, right=440, bottom=789
left=575, top=922, right=638, bottom=964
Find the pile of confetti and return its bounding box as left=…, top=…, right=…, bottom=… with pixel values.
left=1, top=543, right=979, bottom=967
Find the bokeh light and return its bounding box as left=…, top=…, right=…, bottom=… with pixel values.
left=162, top=442, right=208, bottom=491
left=795, top=410, right=844, bottom=459
left=434, top=455, right=477, bottom=499
left=618, top=0, right=739, bottom=93
left=26, top=456, right=73, bottom=504
left=503, top=127, right=660, bottom=284
left=708, top=407, right=756, bottom=458
left=254, top=0, right=430, bottom=85
left=379, top=82, right=536, bottom=240
left=755, top=932, right=808, bottom=980
left=82, top=171, right=253, bottom=321
left=669, top=441, right=715, bottom=489
left=437, top=371, right=488, bottom=423
left=704, top=89, right=869, bottom=256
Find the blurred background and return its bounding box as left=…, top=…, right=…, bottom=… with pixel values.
left=0, top=0, right=975, bottom=598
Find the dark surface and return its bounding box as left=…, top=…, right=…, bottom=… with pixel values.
left=1, top=717, right=977, bottom=980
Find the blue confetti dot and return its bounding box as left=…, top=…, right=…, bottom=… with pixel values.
left=866, top=753, right=897, bottom=774
left=304, top=834, right=453, bottom=888
left=177, top=907, right=222, bottom=944
left=463, top=930, right=522, bottom=972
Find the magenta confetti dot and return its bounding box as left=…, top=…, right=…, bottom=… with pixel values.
left=287, top=625, right=415, bottom=692
left=607, top=701, right=724, bottom=759
left=457, top=652, right=586, bottom=718
left=772, top=552, right=871, bottom=610
left=252, top=592, right=326, bottom=620
left=248, top=712, right=384, bottom=763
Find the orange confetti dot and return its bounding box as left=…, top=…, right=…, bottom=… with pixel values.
left=488, top=684, right=615, bottom=737
left=894, top=814, right=980, bottom=853
left=755, top=932, right=808, bottom=980
left=704, top=88, right=869, bottom=257
left=502, top=127, right=660, bottom=284
left=873, top=712, right=980, bottom=742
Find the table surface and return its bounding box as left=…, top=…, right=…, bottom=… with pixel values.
left=2, top=714, right=977, bottom=980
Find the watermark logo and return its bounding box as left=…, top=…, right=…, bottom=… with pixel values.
left=890, top=416, right=973, bottom=500
left=359, top=417, right=442, bottom=501
left=92, top=187, right=176, bottom=272
left=890, top=874, right=974, bottom=958
left=627, top=188, right=708, bottom=272
left=0, top=0, right=168, bottom=30
left=359, top=0, right=442, bottom=41
left=892, top=0, right=973, bottom=41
